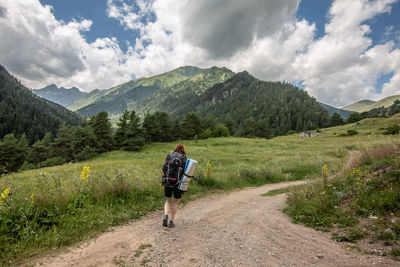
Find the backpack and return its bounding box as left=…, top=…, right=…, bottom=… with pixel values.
left=162, top=152, right=186, bottom=187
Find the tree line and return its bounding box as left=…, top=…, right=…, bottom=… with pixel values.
left=0, top=110, right=230, bottom=175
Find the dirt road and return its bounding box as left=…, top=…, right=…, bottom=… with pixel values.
left=35, top=179, right=397, bottom=267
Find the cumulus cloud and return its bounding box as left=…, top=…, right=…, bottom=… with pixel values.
left=0, top=0, right=400, bottom=107
left=0, top=1, right=86, bottom=81
left=177, top=0, right=299, bottom=58
left=295, top=0, right=400, bottom=106
left=0, top=0, right=131, bottom=90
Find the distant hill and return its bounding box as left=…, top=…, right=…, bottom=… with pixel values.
left=33, top=84, right=87, bottom=107
left=344, top=99, right=376, bottom=112
left=70, top=66, right=204, bottom=115
left=319, top=102, right=351, bottom=119
left=0, top=65, right=81, bottom=144
left=344, top=96, right=400, bottom=113
left=170, top=72, right=330, bottom=136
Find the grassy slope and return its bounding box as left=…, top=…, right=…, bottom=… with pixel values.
left=285, top=146, right=400, bottom=258
left=1, top=115, right=400, bottom=263
left=344, top=100, right=376, bottom=112
left=344, top=96, right=400, bottom=113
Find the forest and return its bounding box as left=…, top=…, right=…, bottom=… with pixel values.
left=0, top=65, right=81, bottom=145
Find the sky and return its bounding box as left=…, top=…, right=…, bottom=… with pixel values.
left=0, top=0, right=399, bottom=107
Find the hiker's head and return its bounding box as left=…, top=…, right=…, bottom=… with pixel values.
left=174, top=144, right=186, bottom=154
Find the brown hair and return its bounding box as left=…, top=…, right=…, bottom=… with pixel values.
left=174, top=144, right=186, bottom=154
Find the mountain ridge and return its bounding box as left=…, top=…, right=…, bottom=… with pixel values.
left=74, top=66, right=233, bottom=118
left=33, top=84, right=87, bottom=107
left=69, top=66, right=204, bottom=112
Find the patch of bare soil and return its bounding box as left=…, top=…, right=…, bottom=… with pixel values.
left=33, top=179, right=397, bottom=267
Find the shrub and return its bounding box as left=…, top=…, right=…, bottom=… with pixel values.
left=347, top=129, right=358, bottom=136
left=212, top=124, right=230, bottom=137
left=384, top=124, right=400, bottom=135
left=199, top=129, right=212, bottom=139
left=286, top=130, right=297, bottom=135
left=37, top=157, right=67, bottom=168
left=18, top=161, right=37, bottom=171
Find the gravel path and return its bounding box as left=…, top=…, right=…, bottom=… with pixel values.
left=34, top=179, right=397, bottom=267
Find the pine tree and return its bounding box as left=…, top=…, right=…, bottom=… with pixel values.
left=329, top=112, right=345, bottom=126
left=122, top=111, right=145, bottom=151
left=224, top=116, right=235, bottom=136
left=0, top=134, right=25, bottom=173
left=155, top=112, right=173, bottom=142
left=17, top=133, right=29, bottom=164
left=242, top=117, right=257, bottom=137
left=172, top=119, right=181, bottom=141
left=114, top=111, right=130, bottom=148
left=90, top=111, right=114, bottom=153
left=346, top=112, right=362, bottom=124
left=31, top=132, right=52, bottom=164
left=70, top=122, right=99, bottom=161
left=52, top=123, right=73, bottom=161
left=143, top=113, right=160, bottom=143
left=181, top=113, right=202, bottom=139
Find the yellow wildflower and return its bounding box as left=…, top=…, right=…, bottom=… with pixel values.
left=80, top=165, right=90, bottom=183
left=0, top=188, right=9, bottom=206
left=206, top=161, right=211, bottom=177
left=322, top=164, right=328, bottom=177
left=31, top=192, right=35, bottom=206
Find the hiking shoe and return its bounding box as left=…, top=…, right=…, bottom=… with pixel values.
left=168, top=220, right=175, bottom=228
left=162, top=214, right=168, bottom=227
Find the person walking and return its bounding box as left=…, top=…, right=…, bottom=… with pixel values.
left=162, top=144, right=187, bottom=228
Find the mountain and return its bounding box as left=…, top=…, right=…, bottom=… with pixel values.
left=170, top=72, right=330, bottom=136
left=319, top=102, right=351, bottom=118
left=132, top=66, right=235, bottom=116
left=32, top=84, right=88, bottom=107
left=0, top=65, right=82, bottom=144
left=344, top=96, right=400, bottom=113
left=69, top=66, right=204, bottom=115
left=343, top=99, right=376, bottom=112
left=73, top=66, right=233, bottom=118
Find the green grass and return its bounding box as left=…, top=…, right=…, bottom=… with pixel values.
left=261, top=185, right=304, bottom=197
left=285, top=144, right=400, bottom=257
left=1, top=116, right=400, bottom=264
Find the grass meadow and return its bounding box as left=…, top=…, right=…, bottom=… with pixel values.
left=1, top=114, right=400, bottom=264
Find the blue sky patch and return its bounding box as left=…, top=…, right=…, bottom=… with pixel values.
left=39, top=0, right=140, bottom=52
left=376, top=71, right=394, bottom=93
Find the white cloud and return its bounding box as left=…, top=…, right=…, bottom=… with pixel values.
left=0, top=0, right=131, bottom=90
left=0, top=0, right=399, bottom=107
left=296, top=0, right=400, bottom=106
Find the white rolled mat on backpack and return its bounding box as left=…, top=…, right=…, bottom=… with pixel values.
left=178, top=158, right=197, bottom=192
